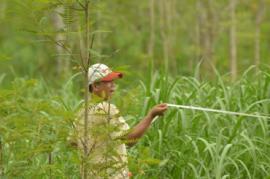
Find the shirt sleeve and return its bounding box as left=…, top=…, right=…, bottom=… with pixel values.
left=118, top=116, right=130, bottom=131
left=109, top=115, right=130, bottom=141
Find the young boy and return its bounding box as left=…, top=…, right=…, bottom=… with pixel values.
left=75, top=63, right=167, bottom=178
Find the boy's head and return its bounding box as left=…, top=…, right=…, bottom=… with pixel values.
left=88, top=64, right=123, bottom=100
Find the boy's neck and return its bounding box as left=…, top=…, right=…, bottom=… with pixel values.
left=90, top=93, right=110, bottom=103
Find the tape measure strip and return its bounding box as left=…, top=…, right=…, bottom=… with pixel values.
left=166, top=103, right=270, bottom=119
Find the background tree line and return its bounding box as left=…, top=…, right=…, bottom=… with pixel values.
left=0, top=0, right=269, bottom=85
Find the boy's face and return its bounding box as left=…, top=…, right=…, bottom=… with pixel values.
left=92, top=80, right=116, bottom=100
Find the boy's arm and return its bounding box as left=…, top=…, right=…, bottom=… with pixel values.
left=126, top=104, right=167, bottom=147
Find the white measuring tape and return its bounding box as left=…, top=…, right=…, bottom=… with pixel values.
left=167, top=103, right=270, bottom=119
left=152, top=103, right=270, bottom=123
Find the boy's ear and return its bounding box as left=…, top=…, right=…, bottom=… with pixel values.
left=92, top=83, right=97, bottom=91
left=92, top=82, right=100, bottom=91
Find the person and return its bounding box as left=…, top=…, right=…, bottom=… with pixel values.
left=74, top=63, right=167, bottom=178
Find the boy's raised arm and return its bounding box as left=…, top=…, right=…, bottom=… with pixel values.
left=126, top=104, right=167, bottom=147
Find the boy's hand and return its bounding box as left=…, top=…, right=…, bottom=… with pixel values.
left=148, top=103, right=168, bottom=118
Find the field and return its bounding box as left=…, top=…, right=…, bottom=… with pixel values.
left=1, top=0, right=270, bottom=178
left=1, top=67, right=270, bottom=178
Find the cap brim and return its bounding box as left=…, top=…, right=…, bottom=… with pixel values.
left=100, top=72, right=123, bottom=82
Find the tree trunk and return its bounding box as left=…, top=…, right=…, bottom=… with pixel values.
left=148, top=0, right=155, bottom=59
left=254, top=0, right=265, bottom=73
left=51, top=6, right=69, bottom=76
left=204, top=1, right=212, bottom=64
left=195, top=0, right=203, bottom=75
left=0, top=0, right=6, bottom=20
left=229, top=0, right=237, bottom=81
left=95, top=9, right=102, bottom=55
left=159, top=0, right=169, bottom=72
left=197, top=0, right=211, bottom=78
left=196, top=0, right=203, bottom=62
left=165, top=0, right=176, bottom=73
left=205, top=0, right=216, bottom=67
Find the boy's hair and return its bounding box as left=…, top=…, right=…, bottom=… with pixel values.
left=89, top=84, right=93, bottom=93
left=89, top=82, right=101, bottom=93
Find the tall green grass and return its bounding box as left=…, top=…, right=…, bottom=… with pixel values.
left=128, top=68, right=270, bottom=179
left=0, top=68, right=270, bottom=178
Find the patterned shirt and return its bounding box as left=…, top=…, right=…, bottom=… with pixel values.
left=75, top=100, right=130, bottom=178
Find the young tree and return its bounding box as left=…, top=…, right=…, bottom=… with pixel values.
left=41, top=1, right=94, bottom=178
left=77, top=2, right=92, bottom=178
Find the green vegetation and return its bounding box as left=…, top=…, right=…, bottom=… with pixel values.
left=1, top=68, right=270, bottom=178
left=1, top=0, right=270, bottom=178
left=128, top=68, right=270, bottom=178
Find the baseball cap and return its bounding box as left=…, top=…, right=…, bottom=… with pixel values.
left=88, top=63, right=123, bottom=85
